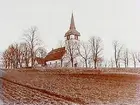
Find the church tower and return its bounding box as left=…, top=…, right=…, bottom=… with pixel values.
left=64, top=13, right=80, bottom=67
left=65, top=13, right=80, bottom=50
left=65, top=13, right=80, bottom=41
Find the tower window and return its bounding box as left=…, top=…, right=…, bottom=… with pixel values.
left=67, top=36, right=70, bottom=40
left=70, top=35, right=75, bottom=39
left=75, top=36, right=78, bottom=40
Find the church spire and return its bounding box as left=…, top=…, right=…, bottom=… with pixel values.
left=65, top=13, right=80, bottom=37
left=70, top=13, right=76, bottom=29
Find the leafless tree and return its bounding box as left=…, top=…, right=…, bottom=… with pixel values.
left=57, top=40, right=66, bottom=67
left=133, top=52, right=140, bottom=67
left=121, top=48, right=129, bottom=68
left=77, top=41, right=91, bottom=68
left=0, top=52, right=3, bottom=68
left=2, top=42, right=35, bottom=69
left=109, top=58, right=114, bottom=68
left=65, top=40, right=79, bottom=67
left=23, top=26, right=41, bottom=67
left=2, top=49, right=9, bottom=68
left=35, top=47, right=47, bottom=58
left=57, top=40, right=65, bottom=48
left=88, top=57, right=94, bottom=68
left=113, top=41, right=123, bottom=68
left=19, top=43, right=30, bottom=68
left=131, top=52, right=137, bottom=68
left=7, top=45, right=15, bottom=68
left=89, top=36, right=103, bottom=69
left=2, top=43, right=20, bottom=69
left=13, top=44, right=20, bottom=68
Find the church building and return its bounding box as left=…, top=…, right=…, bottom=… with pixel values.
left=35, top=13, right=81, bottom=67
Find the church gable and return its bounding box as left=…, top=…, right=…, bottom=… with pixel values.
left=44, top=47, right=66, bottom=62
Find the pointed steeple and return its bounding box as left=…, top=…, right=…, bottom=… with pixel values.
left=65, top=13, right=80, bottom=37
left=70, top=13, right=76, bottom=29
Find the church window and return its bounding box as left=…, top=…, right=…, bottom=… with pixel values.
left=70, top=35, right=74, bottom=39
left=67, top=36, right=70, bottom=40
left=75, top=36, right=78, bottom=40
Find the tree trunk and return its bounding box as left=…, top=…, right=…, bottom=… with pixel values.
left=85, top=59, right=88, bottom=68
left=124, top=62, right=126, bottom=68
left=115, top=60, right=118, bottom=68
left=61, top=59, right=63, bottom=67
left=71, top=58, right=73, bottom=67
left=134, top=61, right=136, bottom=68
left=94, top=60, right=97, bottom=69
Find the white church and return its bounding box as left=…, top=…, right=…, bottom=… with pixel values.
left=35, top=13, right=82, bottom=67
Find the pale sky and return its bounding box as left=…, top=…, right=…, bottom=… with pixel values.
left=0, top=0, right=140, bottom=60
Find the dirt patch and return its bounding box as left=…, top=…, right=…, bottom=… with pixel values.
left=2, top=68, right=140, bottom=104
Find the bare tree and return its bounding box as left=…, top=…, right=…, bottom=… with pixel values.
left=13, top=44, right=20, bottom=68
left=0, top=52, right=3, bottom=68
left=1, top=26, right=42, bottom=69
left=57, top=40, right=66, bottom=67
left=133, top=52, right=140, bottom=67
left=23, top=26, right=41, bottom=67
left=19, top=43, right=30, bottom=68
left=65, top=40, right=79, bottom=67
left=113, top=41, right=123, bottom=68
left=89, top=36, right=103, bottom=69
left=2, top=43, right=20, bottom=69
left=109, top=58, right=114, bottom=68
left=35, top=47, right=47, bottom=58
left=57, top=40, right=65, bottom=48
left=2, top=49, right=9, bottom=69
left=77, top=41, right=91, bottom=68
left=2, top=42, right=41, bottom=69
left=7, top=45, right=15, bottom=68
left=131, top=52, right=137, bottom=68
left=121, top=48, right=129, bottom=68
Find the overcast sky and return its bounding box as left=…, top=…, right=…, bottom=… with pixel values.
left=0, top=0, right=140, bottom=60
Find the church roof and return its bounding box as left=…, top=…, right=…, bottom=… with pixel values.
left=35, top=57, right=45, bottom=65
left=70, top=13, right=76, bottom=30
left=65, top=13, right=80, bottom=37
left=44, top=47, right=66, bottom=62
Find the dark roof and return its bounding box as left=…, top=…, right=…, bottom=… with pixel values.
left=44, top=47, right=66, bottom=62
left=35, top=57, right=45, bottom=64
left=65, top=29, right=80, bottom=36
left=65, top=13, right=80, bottom=37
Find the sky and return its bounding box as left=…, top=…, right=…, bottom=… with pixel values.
left=0, top=0, right=140, bottom=61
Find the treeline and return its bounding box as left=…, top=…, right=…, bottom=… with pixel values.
left=62, top=36, right=140, bottom=68
left=1, top=26, right=46, bottom=69
left=103, top=41, right=140, bottom=68
left=1, top=26, right=140, bottom=69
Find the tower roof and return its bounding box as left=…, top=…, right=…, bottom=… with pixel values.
left=70, top=13, right=76, bottom=29
left=65, top=13, right=80, bottom=37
